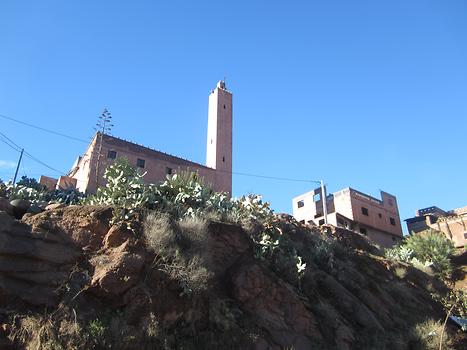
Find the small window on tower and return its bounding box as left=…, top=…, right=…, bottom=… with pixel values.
left=223, top=104, right=226, bottom=109
left=136, top=159, right=145, bottom=168
left=222, top=156, right=225, bottom=162
left=107, top=150, right=117, bottom=159
left=361, top=207, right=369, bottom=216
left=297, top=200, right=304, bottom=208
left=390, top=217, right=396, bottom=226
left=166, top=167, right=173, bottom=175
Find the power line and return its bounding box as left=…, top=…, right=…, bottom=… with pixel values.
left=0, top=131, right=65, bottom=175
left=0, top=132, right=22, bottom=152
left=23, top=150, right=65, bottom=175
left=1, top=117, right=319, bottom=184
left=215, top=168, right=320, bottom=184
left=0, top=113, right=89, bottom=143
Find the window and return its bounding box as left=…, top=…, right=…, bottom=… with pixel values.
left=222, top=156, right=225, bottom=162
left=223, top=104, right=226, bottom=109
left=313, top=193, right=321, bottom=202
left=392, top=237, right=396, bottom=241
left=297, top=200, right=304, bottom=208
left=361, top=207, right=369, bottom=216
left=136, top=158, right=145, bottom=168
left=378, top=213, right=382, bottom=219
left=166, top=167, right=173, bottom=175
left=318, top=219, right=325, bottom=225
left=390, top=217, right=396, bottom=226
left=360, top=228, right=367, bottom=235
left=107, top=150, right=117, bottom=159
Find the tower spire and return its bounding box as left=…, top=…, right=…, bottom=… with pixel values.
left=206, top=81, right=233, bottom=193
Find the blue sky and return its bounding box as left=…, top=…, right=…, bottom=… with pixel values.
left=1, top=0, right=466, bottom=231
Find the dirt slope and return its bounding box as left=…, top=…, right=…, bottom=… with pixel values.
left=0, top=206, right=464, bottom=349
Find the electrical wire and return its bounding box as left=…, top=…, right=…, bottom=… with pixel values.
left=1, top=119, right=321, bottom=184
left=0, top=113, right=89, bottom=143
left=0, top=131, right=65, bottom=175
left=215, top=168, right=320, bottom=184
left=0, top=131, right=22, bottom=152
left=23, top=150, right=65, bottom=175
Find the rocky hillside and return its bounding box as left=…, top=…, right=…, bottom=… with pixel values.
left=0, top=203, right=465, bottom=350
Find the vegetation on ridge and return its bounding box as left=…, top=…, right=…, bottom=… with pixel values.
left=0, top=158, right=465, bottom=349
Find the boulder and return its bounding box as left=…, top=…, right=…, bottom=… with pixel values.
left=27, top=204, right=43, bottom=215
left=90, top=242, right=146, bottom=299
left=23, top=205, right=113, bottom=250
left=0, top=198, right=12, bottom=216
left=207, top=221, right=251, bottom=275
left=103, top=225, right=132, bottom=249
left=9, top=199, right=30, bottom=219
left=45, top=202, right=66, bottom=211
left=231, top=262, right=321, bottom=349
left=0, top=211, right=81, bottom=306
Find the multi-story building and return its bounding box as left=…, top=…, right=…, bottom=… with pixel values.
left=292, top=187, right=403, bottom=248
left=40, top=81, right=233, bottom=194
left=405, top=205, right=467, bottom=248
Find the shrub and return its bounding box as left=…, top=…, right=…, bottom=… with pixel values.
left=144, top=212, right=213, bottom=296
left=9, top=311, right=87, bottom=350
left=85, top=158, right=151, bottom=225
left=0, top=178, right=85, bottom=205
left=385, top=230, right=454, bottom=279
left=96, top=160, right=307, bottom=280
left=16, top=176, right=47, bottom=192
left=143, top=211, right=174, bottom=256
left=433, top=290, right=467, bottom=319
left=409, top=319, right=452, bottom=350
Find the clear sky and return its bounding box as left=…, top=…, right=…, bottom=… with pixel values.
left=1, top=1, right=466, bottom=232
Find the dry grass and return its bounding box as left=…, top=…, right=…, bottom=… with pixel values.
left=409, top=319, right=453, bottom=350
left=144, top=212, right=213, bottom=296
left=9, top=309, right=85, bottom=350
left=143, top=211, right=174, bottom=255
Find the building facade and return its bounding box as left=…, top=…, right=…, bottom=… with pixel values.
left=405, top=205, right=467, bottom=248
left=292, top=187, right=403, bottom=248
left=41, top=81, right=233, bottom=194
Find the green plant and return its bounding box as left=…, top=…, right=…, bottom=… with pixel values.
left=433, top=290, right=467, bottom=319
left=385, top=245, right=414, bottom=262
left=85, top=158, right=150, bottom=226
left=86, top=318, right=107, bottom=346
left=385, top=230, right=454, bottom=279
left=17, top=176, right=47, bottom=192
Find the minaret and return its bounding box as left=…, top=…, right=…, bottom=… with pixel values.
left=206, top=80, right=232, bottom=193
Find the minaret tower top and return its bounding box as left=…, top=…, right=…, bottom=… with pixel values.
left=206, top=80, right=232, bottom=193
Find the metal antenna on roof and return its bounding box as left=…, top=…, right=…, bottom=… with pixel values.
left=94, top=109, right=114, bottom=189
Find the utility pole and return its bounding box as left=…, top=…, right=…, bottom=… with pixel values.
left=320, top=179, right=328, bottom=225
left=13, top=148, right=24, bottom=185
